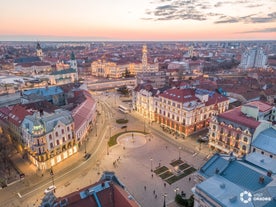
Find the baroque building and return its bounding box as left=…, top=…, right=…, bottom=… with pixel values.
left=133, top=84, right=229, bottom=137
left=21, top=109, right=75, bottom=170
left=155, top=88, right=229, bottom=137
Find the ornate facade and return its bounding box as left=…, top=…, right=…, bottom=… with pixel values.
left=21, top=109, right=76, bottom=170
left=208, top=101, right=273, bottom=157
left=155, top=88, right=229, bottom=137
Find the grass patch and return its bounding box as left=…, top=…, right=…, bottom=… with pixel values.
left=178, top=163, right=190, bottom=170
left=170, top=159, right=184, bottom=167
left=165, top=167, right=197, bottom=184
left=159, top=171, right=174, bottom=180
left=184, top=167, right=197, bottom=175
left=108, top=131, right=147, bottom=147
left=154, top=166, right=169, bottom=175
left=116, top=119, right=128, bottom=124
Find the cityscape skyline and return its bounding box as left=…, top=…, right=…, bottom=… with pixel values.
left=1, top=0, right=276, bottom=41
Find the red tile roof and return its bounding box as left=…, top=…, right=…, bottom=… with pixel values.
left=218, top=107, right=261, bottom=129
left=55, top=181, right=139, bottom=207
left=72, top=91, right=96, bottom=132
left=159, top=88, right=197, bottom=103
left=8, top=105, right=33, bottom=127
left=205, top=93, right=229, bottom=106
left=245, top=101, right=273, bottom=112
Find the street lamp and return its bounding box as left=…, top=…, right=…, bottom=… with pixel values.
left=150, top=158, right=153, bottom=172
left=163, top=193, right=167, bottom=207
left=178, top=146, right=182, bottom=160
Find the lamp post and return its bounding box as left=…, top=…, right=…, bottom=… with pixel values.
left=150, top=158, right=153, bottom=172
left=178, top=146, right=182, bottom=160
left=163, top=193, right=167, bottom=207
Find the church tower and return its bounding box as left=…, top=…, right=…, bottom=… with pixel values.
left=36, top=42, right=43, bottom=60
left=142, top=44, right=148, bottom=73
left=69, top=51, right=78, bottom=81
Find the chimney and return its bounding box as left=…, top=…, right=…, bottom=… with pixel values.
left=259, top=176, right=264, bottom=184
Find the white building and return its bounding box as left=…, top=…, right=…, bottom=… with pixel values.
left=21, top=109, right=76, bottom=170
left=239, top=48, right=267, bottom=69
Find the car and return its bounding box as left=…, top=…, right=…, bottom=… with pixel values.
left=83, top=153, right=91, bottom=160
left=197, top=136, right=209, bottom=143
left=44, top=185, right=56, bottom=194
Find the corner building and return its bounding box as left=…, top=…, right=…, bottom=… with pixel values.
left=155, top=87, right=229, bottom=137
left=21, top=109, right=76, bottom=170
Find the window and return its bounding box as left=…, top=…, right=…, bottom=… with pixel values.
left=261, top=151, right=264, bottom=155
left=67, top=126, right=70, bottom=131
left=62, top=129, right=64, bottom=134
left=55, top=132, right=58, bottom=137
left=56, top=140, right=60, bottom=146
left=213, top=125, right=216, bottom=130
left=49, top=134, right=52, bottom=140
left=243, top=137, right=248, bottom=143
left=220, top=128, right=224, bottom=134
left=68, top=134, right=71, bottom=139
left=62, top=137, right=65, bottom=142
left=242, top=145, right=246, bottom=151
left=50, top=143, right=54, bottom=149
left=270, top=155, right=273, bottom=158
left=253, top=148, right=256, bottom=152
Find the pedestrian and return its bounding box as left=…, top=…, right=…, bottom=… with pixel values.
left=155, top=194, right=157, bottom=199
left=189, top=177, right=191, bottom=182
left=144, top=186, right=146, bottom=191
left=164, top=183, right=166, bottom=187
left=153, top=190, right=155, bottom=194
left=151, top=174, right=153, bottom=178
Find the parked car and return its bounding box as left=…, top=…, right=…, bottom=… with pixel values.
left=83, top=153, right=91, bottom=160
left=197, top=136, right=209, bottom=143
left=44, top=185, right=56, bottom=194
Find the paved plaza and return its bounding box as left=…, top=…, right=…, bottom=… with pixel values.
left=1, top=92, right=210, bottom=207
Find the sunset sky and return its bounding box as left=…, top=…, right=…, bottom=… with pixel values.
left=0, top=0, right=275, bottom=41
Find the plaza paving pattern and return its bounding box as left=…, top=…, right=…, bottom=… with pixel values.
left=154, top=159, right=197, bottom=185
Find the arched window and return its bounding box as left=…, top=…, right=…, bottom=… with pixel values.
left=213, top=125, right=216, bottom=130
left=243, top=137, right=248, bottom=143
left=55, top=132, right=58, bottom=137
left=242, top=145, right=246, bottom=151
left=50, top=142, right=54, bottom=148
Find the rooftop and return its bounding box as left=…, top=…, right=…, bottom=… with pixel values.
left=197, top=153, right=276, bottom=207
left=218, top=107, right=261, bottom=129
left=40, top=172, right=140, bottom=207
left=252, top=127, right=276, bottom=155
left=245, top=101, right=273, bottom=113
